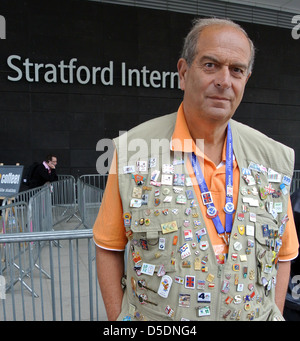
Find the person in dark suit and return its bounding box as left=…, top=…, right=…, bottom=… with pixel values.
left=29, top=154, right=58, bottom=188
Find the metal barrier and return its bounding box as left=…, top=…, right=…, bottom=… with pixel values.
left=77, top=175, right=106, bottom=229
left=0, top=229, right=104, bottom=321
left=2, top=185, right=44, bottom=207
left=78, top=174, right=108, bottom=189
left=28, top=185, right=53, bottom=233
left=1, top=201, right=28, bottom=235
left=291, top=170, right=300, bottom=194
left=1, top=179, right=78, bottom=298
left=0, top=175, right=108, bottom=320
left=51, top=176, right=78, bottom=226
left=0, top=186, right=54, bottom=299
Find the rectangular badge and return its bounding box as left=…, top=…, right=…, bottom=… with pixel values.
left=140, top=263, right=155, bottom=276
left=161, top=220, right=178, bottom=234
left=268, top=168, right=281, bottom=183
left=201, top=191, right=213, bottom=205
left=123, top=165, right=135, bottom=174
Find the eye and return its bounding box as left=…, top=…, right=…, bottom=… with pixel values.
left=233, top=67, right=242, bottom=73
left=205, top=63, right=215, bottom=68
left=231, top=67, right=246, bottom=77
left=202, top=62, right=218, bottom=72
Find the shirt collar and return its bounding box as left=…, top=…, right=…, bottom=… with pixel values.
left=43, top=161, right=50, bottom=170
left=170, top=102, right=235, bottom=166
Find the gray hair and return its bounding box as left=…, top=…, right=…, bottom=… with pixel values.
left=181, top=17, right=255, bottom=74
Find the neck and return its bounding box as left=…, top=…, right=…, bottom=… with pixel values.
left=184, top=112, right=228, bottom=166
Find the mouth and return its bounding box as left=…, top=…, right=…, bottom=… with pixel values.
left=208, top=96, right=230, bottom=101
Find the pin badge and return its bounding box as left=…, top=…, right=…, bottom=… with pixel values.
left=157, top=275, right=173, bottom=298
left=206, top=206, right=218, bottom=219
left=200, top=240, right=209, bottom=250
left=201, top=191, right=213, bottom=205
left=123, top=212, right=131, bottom=227
left=224, top=202, right=235, bottom=214
left=238, top=225, right=245, bottom=235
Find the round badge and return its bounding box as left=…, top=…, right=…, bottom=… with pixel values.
left=224, top=202, right=235, bottom=214
left=206, top=206, right=218, bottom=218
left=199, top=240, right=209, bottom=250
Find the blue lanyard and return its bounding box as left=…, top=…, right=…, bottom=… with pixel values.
left=189, top=123, right=234, bottom=240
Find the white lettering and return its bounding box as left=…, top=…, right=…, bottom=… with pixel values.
left=92, top=66, right=101, bottom=85
left=76, top=65, right=90, bottom=84
left=0, top=15, right=6, bottom=39
left=58, top=60, right=69, bottom=83
left=128, top=67, right=140, bottom=87
left=161, top=71, right=170, bottom=88
left=34, top=63, right=44, bottom=82
left=24, top=58, right=34, bottom=82
left=103, top=326, right=137, bottom=338
left=44, top=63, right=57, bottom=82
left=101, top=61, right=113, bottom=85
left=7, top=55, right=22, bottom=81
left=150, top=70, right=161, bottom=88
left=6, top=56, right=179, bottom=89
left=69, top=58, right=77, bottom=83
left=0, top=173, right=20, bottom=184
left=141, top=66, right=150, bottom=87
left=121, top=62, right=126, bottom=86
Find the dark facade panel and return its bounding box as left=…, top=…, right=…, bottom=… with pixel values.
left=0, top=0, right=299, bottom=177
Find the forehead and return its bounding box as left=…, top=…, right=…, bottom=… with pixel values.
left=195, top=25, right=251, bottom=65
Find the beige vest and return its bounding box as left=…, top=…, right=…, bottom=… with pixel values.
left=114, top=112, right=294, bottom=321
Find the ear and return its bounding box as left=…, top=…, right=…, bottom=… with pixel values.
left=177, top=58, right=188, bottom=91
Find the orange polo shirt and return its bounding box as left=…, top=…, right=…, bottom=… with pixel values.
left=93, top=104, right=299, bottom=262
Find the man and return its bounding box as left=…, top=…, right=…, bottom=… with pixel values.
left=29, top=154, right=58, bottom=188
left=93, top=18, right=299, bottom=321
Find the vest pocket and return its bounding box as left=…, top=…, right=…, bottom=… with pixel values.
left=129, top=209, right=180, bottom=273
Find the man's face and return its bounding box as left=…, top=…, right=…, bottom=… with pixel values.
left=178, top=25, right=252, bottom=124
left=49, top=157, right=57, bottom=167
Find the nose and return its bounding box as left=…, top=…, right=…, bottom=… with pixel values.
left=214, top=67, right=231, bottom=89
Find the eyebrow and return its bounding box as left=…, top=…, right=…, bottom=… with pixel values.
left=199, top=55, right=249, bottom=70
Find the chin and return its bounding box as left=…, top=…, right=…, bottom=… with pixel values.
left=206, top=110, right=233, bottom=122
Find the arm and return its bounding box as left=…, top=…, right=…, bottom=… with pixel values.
left=47, top=161, right=58, bottom=182
left=96, top=246, right=125, bottom=321
left=49, top=168, right=58, bottom=182
left=35, top=164, right=57, bottom=183
left=275, top=260, right=291, bottom=314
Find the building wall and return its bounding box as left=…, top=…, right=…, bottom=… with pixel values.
left=0, top=0, right=299, bottom=177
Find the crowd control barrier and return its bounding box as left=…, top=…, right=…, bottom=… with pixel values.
left=0, top=174, right=107, bottom=320
left=1, top=186, right=54, bottom=299
left=51, top=176, right=78, bottom=226
left=0, top=229, right=103, bottom=321
left=77, top=175, right=107, bottom=229
left=291, top=170, right=300, bottom=194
